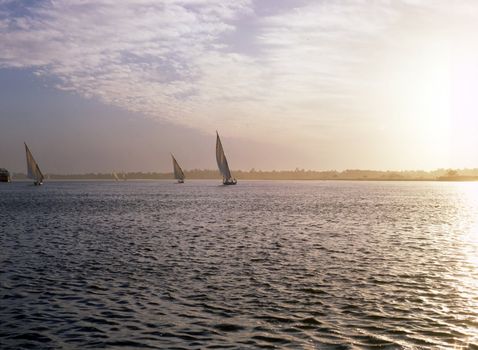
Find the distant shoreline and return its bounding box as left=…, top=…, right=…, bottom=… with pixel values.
left=436, top=176, right=478, bottom=182
left=6, top=169, right=478, bottom=182
left=6, top=177, right=478, bottom=182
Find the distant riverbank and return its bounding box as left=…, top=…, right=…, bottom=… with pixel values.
left=8, top=168, right=478, bottom=181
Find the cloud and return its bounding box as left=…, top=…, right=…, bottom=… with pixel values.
left=0, top=0, right=253, bottom=121
left=1, top=0, right=478, bottom=151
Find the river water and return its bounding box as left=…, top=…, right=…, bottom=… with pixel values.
left=1, top=180, right=478, bottom=349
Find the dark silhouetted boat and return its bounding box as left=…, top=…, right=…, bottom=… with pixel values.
left=0, top=168, right=10, bottom=182
left=171, top=154, right=185, bottom=183
left=24, top=142, right=44, bottom=186
left=216, top=131, right=237, bottom=185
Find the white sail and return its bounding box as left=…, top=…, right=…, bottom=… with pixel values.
left=25, top=142, right=44, bottom=184
left=216, top=131, right=236, bottom=184
left=113, top=172, right=120, bottom=181
left=171, top=154, right=185, bottom=181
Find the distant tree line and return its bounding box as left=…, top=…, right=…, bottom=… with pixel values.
left=10, top=168, right=478, bottom=181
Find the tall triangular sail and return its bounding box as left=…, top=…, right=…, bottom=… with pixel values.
left=171, top=154, right=185, bottom=182
left=25, top=143, right=44, bottom=185
left=216, top=132, right=236, bottom=184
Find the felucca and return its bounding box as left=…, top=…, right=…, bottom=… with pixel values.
left=24, top=142, right=44, bottom=186
left=216, top=131, right=237, bottom=185
left=171, top=154, right=185, bottom=183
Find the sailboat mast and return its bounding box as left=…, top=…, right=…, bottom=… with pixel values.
left=215, top=131, right=236, bottom=184
left=171, top=154, right=185, bottom=182
left=24, top=142, right=44, bottom=185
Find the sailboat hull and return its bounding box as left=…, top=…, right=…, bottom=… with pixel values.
left=223, top=179, right=237, bottom=185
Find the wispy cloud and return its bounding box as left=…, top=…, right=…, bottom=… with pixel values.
left=0, top=0, right=253, bottom=122
left=1, top=0, right=477, bottom=157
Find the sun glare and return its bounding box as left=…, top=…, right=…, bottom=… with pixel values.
left=462, top=183, right=478, bottom=242
left=375, top=36, right=452, bottom=168
left=456, top=183, right=478, bottom=293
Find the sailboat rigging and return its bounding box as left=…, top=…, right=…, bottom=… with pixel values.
left=216, top=131, right=237, bottom=185
left=171, top=154, right=185, bottom=183
left=24, top=142, right=44, bottom=186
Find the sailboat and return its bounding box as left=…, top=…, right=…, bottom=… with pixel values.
left=24, top=142, right=44, bottom=186
left=112, top=172, right=120, bottom=181
left=216, top=131, right=237, bottom=185
left=171, top=154, right=185, bottom=183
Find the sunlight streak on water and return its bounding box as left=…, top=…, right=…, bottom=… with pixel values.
left=457, top=183, right=478, bottom=281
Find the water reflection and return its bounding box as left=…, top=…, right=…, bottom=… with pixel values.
left=449, top=183, right=478, bottom=349
left=457, top=183, right=478, bottom=270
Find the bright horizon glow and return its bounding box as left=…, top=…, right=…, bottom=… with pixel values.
left=1, top=0, right=478, bottom=173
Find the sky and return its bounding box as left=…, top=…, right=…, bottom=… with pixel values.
left=1, top=0, right=478, bottom=173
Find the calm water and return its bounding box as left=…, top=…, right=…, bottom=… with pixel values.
left=1, top=180, right=478, bottom=349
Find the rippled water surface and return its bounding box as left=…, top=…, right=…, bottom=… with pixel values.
left=1, top=180, right=478, bottom=349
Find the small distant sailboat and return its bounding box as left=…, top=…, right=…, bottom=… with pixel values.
left=216, top=131, right=237, bottom=185
left=171, top=154, right=185, bottom=183
left=24, top=142, right=44, bottom=186
left=112, top=172, right=120, bottom=181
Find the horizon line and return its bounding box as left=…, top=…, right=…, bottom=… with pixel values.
left=7, top=168, right=477, bottom=176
